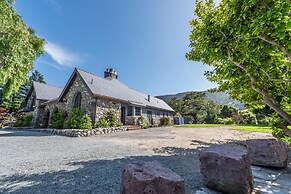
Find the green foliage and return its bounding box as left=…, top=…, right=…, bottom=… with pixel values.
left=138, top=116, right=149, bottom=129
left=95, top=118, right=110, bottom=128
left=219, top=104, right=239, bottom=118
left=64, top=108, right=93, bottom=129
left=50, top=111, right=66, bottom=129
left=160, top=116, right=171, bottom=126
left=0, top=70, right=46, bottom=111
left=0, top=1, right=45, bottom=97
left=22, top=114, right=33, bottom=127
left=187, top=0, right=291, bottom=134
left=105, top=109, right=117, bottom=127
left=216, top=117, right=234, bottom=125
left=79, top=114, right=92, bottom=129
left=239, top=110, right=258, bottom=125
left=169, top=92, right=220, bottom=124
left=116, top=121, right=123, bottom=127
left=69, top=108, right=82, bottom=128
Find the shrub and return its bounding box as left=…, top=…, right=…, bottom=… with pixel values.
left=51, top=111, right=66, bottom=129
left=95, top=118, right=110, bottom=128
left=79, top=114, right=92, bottom=129
left=106, top=109, right=117, bottom=127
left=138, top=116, right=149, bottom=129
left=160, top=116, right=171, bottom=126
left=64, top=119, right=71, bottom=129
left=116, top=121, right=123, bottom=127
left=239, top=110, right=258, bottom=125
left=70, top=108, right=82, bottom=128
left=22, top=114, right=33, bottom=127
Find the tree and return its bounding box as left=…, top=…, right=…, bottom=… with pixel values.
left=219, top=104, right=239, bottom=118
left=0, top=0, right=45, bottom=98
left=0, top=70, right=46, bottom=111
left=173, top=92, right=220, bottom=124
left=187, top=0, right=291, bottom=136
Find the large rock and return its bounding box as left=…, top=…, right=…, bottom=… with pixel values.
left=246, top=138, right=288, bottom=168
left=121, top=161, right=185, bottom=194
left=199, top=144, right=253, bottom=194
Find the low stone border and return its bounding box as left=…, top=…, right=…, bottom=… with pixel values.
left=3, top=126, right=128, bottom=137
left=42, top=127, right=128, bottom=137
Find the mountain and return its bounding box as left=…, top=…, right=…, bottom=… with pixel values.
left=156, top=91, right=245, bottom=109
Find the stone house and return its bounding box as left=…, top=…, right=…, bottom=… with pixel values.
left=21, top=68, right=174, bottom=127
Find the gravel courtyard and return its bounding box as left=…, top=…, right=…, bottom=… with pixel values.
left=0, top=126, right=289, bottom=194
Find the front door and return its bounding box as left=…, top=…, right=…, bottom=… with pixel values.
left=121, top=107, right=126, bottom=124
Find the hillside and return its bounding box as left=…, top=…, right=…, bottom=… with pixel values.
left=156, top=91, right=245, bottom=109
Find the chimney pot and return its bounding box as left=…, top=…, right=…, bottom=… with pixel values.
left=104, top=68, right=118, bottom=79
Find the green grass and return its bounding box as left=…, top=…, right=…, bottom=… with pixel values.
left=176, top=123, right=272, bottom=133
left=232, top=125, right=272, bottom=133
left=176, top=124, right=226, bottom=128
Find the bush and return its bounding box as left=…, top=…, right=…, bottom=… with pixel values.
left=64, top=108, right=93, bottom=129
left=70, top=108, right=82, bottom=128
left=22, top=114, right=33, bottom=127
left=79, top=114, right=92, bottom=129
left=160, top=116, right=171, bottom=126
left=51, top=111, right=66, bottom=129
left=95, top=118, right=110, bottom=128
left=106, top=109, right=117, bottom=127
left=138, top=116, right=149, bottom=129
left=116, top=121, right=123, bottom=127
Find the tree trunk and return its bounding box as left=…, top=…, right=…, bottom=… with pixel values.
left=282, top=123, right=291, bottom=137
left=229, top=57, right=291, bottom=136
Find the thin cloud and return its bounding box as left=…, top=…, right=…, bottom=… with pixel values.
left=44, top=41, right=80, bottom=68
left=41, top=0, right=62, bottom=14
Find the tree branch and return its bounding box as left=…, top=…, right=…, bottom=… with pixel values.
left=226, top=49, right=291, bottom=126
left=260, top=68, right=291, bottom=84
left=258, top=35, right=291, bottom=62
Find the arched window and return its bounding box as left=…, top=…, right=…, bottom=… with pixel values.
left=74, top=92, right=82, bottom=109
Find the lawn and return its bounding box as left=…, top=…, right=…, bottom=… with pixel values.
left=176, top=124, right=272, bottom=133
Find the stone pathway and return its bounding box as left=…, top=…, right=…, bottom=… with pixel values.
left=195, top=165, right=291, bottom=194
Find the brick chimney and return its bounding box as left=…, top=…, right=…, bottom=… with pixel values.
left=104, top=68, right=118, bottom=79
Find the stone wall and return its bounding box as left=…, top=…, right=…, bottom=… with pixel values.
left=43, top=126, right=127, bottom=137
left=62, top=76, right=96, bottom=120
left=95, top=98, right=121, bottom=124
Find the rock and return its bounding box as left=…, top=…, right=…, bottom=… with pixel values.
left=199, top=144, right=253, bottom=194
left=121, top=161, right=185, bottom=194
left=246, top=138, right=288, bottom=168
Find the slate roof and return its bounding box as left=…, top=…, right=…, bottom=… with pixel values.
left=33, top=82, right=63, bottom=101
left=60, top=69, right=174, bottom=112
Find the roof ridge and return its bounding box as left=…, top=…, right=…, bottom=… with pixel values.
left=33, top=81, right=63, bottom=89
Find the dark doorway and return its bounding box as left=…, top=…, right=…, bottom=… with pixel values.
left=147, top=110, right=153, bottom=126
left=43, top=110, right=50, bottom=128
left=121, top=107, right=126, bottom=124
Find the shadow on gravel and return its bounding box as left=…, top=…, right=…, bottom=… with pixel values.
left=0, top=146, right=202, bottom=194
left=0, top=129, right=51, bottom=137
left=1, top=138, right=290, bottom=194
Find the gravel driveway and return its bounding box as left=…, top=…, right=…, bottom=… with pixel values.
left=0, top=126, right=282, bottom=193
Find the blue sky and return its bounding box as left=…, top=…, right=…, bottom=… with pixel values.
left=14, top=0, right=218, bottom=96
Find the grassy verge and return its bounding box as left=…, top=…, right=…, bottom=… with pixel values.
left=176, top=124, right=272, bottom=133
left=176, top=124, right=226, bottom=128
left=232, top=125, right=272, bottom=133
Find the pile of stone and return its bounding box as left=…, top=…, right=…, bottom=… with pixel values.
left=43, top=126, right=128, bottom=137
left=199, top=138, right=289, bottom=194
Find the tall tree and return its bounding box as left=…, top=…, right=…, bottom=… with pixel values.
left=1, top=70, right=46, bottom=111
left=0, top=0, right=45, bottom=98
left=187, top=0, right=291, bottom=135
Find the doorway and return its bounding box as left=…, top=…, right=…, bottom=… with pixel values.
left=121, top=107, right=126, bottom=125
